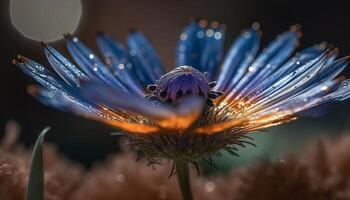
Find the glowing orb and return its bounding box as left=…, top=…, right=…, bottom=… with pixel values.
left=10, top=0, right=82, bottom=42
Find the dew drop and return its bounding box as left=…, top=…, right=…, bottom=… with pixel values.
left=248, top=67, right=255, bottom=72
left=118, top=63, right=125, bottom=69
left=196, top=31, right=205, bottom=39
left=179, top=45, right=186, bottom=51
left=243, top=31, right=251, bottom=39
left=180, top=33, right=188, bottom=40
left=206, top=29, right=214, bottom=37
left=214, top=32, right=222, bottom=40
left=320, top=85, right=328, bottom=91
left=126, top=63, right=133, bottom=69
left=130, top=50, right=136, bottom=56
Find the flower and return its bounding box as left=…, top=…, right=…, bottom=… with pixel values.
left=13, top=19, right=350, bottom=163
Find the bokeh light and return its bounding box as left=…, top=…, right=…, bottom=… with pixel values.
left=10, top=0, right=82, bottom=42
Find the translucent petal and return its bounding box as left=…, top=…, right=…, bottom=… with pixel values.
left=254, top=79, right=341, bottom=118
left=199, top=26, right=225, bottom=80
left=127, top=31, right=165, bottom=85
left=96, top=33, right=144, bottom=95
left=222, top=44, right=326, bottom=107
left=65, top=35, right=128, bottom=92
left=175, top=22, right=205, bottom=69
left=197, top=53, right=349, bottom=135
left=14, top=56, right=107, bottom=118
left=241, top=51, right=329, bottom=114
left=80, top=81, right=205, bottom=130
left=29, top=85, right=159, bottom=134
left=14, top=56, right=71, bottom=95
left=226, top=30, right=299, bottom=99
left=215, top=28, right=260, bottom=92
left=175, top=21, right=225, bottom=79
left=43, top=43, right=88, bottom=87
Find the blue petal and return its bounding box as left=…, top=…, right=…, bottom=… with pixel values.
left=28, top=85, right=159, bottom=134
left=248, top=52, right=328, bottom=112
left=199, top=26, right=225, bottom=80
left=96, top=33, right=145, bottom=95
left=127, top=31, right=165, bottom=85
left=28, top=85, right=99, bottom=114
left=235, top=44, right=326, bottom=102
left=65, top=35, right=128, bottom=92
left=216, top=28, right=260, bottom=92
left=80, top=81, right=204, bottom=130
left=43, top=43, right=88, bottom=87
left=269, top=79, right=340, bottom=114
left=14, top=57, right=99, bottom=115
left=14, top=56, right=71, bottom=95
left=175, top=21, right=226, bottom=79
left=229, top=30, right=299, bottom=97
left=175, top=22, right=205, bottom=69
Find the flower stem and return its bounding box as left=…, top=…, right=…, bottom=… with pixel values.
left=175, top=160, right=193, bottom=200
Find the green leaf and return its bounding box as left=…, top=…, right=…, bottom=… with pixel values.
left=25, top=127, right=50, bottom=200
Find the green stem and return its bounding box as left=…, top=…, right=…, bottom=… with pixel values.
left=175, top=160, right=193, bottom=200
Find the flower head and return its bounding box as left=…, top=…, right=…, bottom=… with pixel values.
left=14, top=20, right=350, bottom=163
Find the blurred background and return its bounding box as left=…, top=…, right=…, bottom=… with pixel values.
left=1, top=0, right=350, bottom=172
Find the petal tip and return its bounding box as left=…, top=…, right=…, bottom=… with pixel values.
left=290, top=24, right=303, bottom=38
left=40, top=41, right=48, bottom=48
left=63, top=33, right=73, bottom=40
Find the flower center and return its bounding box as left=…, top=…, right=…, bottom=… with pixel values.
left=146, top=66, right=223, bottom=106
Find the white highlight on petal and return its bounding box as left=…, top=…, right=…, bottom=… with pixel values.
left=10, top=0, right=82, bottom=42
left=130, top=50, right=136, bottom=56
left=118, top=63, right=125, bottom=69
left=248, top=66, right=255, bottom=72
left=179, top=45, right=186, bottom=52
left=243, top=31, right=251, bottom=39
left=320, top=85, right=329, bottom=91
left=196, top=31, right=205, bottom=39
left=214, top=32, right=222, bottom=40
left=206, top=29, right=214, bottom=37
left=180, top=33, right=188, bottom=40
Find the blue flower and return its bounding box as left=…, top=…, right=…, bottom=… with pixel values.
left=13, top=20, right=350, bottom=162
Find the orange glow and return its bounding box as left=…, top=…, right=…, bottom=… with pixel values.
left=28, top=85, right=160, bottom=134
left=155, top=109, right=202, bottom=131
left=97, top=107, right=160, bottom=134
left=193, top=119, right=245, bottom=135
left=101, top=119, right=160, bottom=134
left=193, top=98, right=298, bottom=135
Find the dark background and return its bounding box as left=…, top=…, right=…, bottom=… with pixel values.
left=1, top=0, right=350, bottom=169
